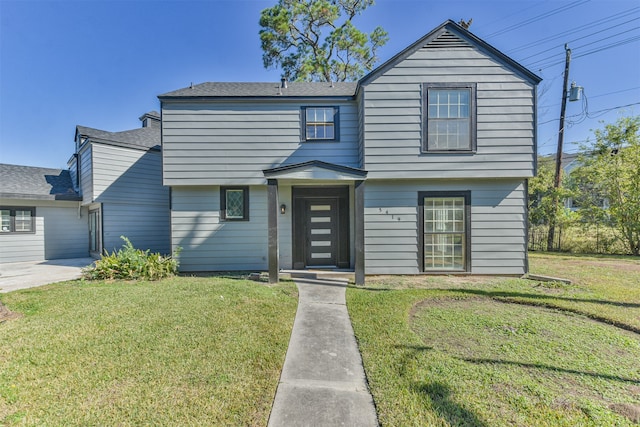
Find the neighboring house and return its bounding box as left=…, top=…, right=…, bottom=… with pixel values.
left=159, top=20, right=541, bottom=284
left=0, top=111, right=170, bottom=264
left=70, top=111, right=170, bottom=256
left=0, top=164, right=86, bottom=263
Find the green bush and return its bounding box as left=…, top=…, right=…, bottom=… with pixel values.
left=83, top=236, right=181, bottom=281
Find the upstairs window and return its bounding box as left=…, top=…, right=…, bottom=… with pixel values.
left=221, top=187, right=249, bottom=221
left=0, top=207, right=35, bottom=233
left=302, top=107, right=339, bottom=141
left=423, top=83, right=476, bottom=152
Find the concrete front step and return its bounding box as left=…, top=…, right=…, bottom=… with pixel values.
left=280, top=270, right=355, bottom=282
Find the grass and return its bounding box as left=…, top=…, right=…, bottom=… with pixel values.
left=0, top=276, right=297, bottom=426
left=347, top=253, right=640, bottom=426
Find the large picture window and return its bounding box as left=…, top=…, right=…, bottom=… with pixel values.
left=221, top=187, right=249, bottom=221
left=419, top=192, right=470, bottom=272
left=423, top=83, right=476, bottom=152
left=302, top=107, right=339, bottom=141
left=0, top=207, right=35, bottom=233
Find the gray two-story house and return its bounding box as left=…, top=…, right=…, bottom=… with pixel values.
left=159, top=20, right=541, bottom=284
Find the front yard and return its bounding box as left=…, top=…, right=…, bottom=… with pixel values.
left=0, top=276, right=297, bottom=425
left=347, top=253, right=640, bottom=426
left=1, top=253, right=638, bottom=426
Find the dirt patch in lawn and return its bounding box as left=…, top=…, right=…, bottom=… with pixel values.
left=609, top=403, right=640, bottom=423
left=0, top=301, right=21, bottom=323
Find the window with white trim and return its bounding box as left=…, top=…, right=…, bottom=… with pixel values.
left=423, top=83, right=476, bottom=152
left=302, top=107, right=339, bottom=141
left=0, top=207, right=35, bottom=233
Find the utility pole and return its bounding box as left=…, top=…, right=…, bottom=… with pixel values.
left=547, top=44, right=571, bottom=251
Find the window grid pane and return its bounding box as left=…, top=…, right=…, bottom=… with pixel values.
left=306, top=107, right=335, bottom=140
left=14, top=210, right=33, bottom=232
left=1, top=210, right=10, bottom=232
left=427, top=88, right=471, bottom=150
left=424, top=197, right=465, bottom=271
left=226, top=190, right=245, bottom=219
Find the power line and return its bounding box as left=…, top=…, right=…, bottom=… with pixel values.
left=508, top=7, right=640, bottom=54
left=518, top=18, right=640, bottom=62
left=486, top=0, right=591, bottom=38
left=530, top=35, right=640, bottom=69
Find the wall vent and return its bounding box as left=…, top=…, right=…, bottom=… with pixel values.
left=425, top=31, right=471, bottom=49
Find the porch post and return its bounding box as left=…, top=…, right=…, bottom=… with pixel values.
left=267, top=179, right=279, bottom=283
left=355, top=180, right=365, bottom=285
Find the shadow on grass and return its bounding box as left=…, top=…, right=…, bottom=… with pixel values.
left=428, top=288, right=640, bottom=335
left=434, top=288, right=640, bottom=309
left=460, top=358, right=640, bottom=385
left=411, top=382, right=489, bottom=427
left=392, top=345, right=489, bottom=426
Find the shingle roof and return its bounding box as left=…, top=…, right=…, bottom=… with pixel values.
left=76, top=125, right=160, bottom=151
left=159, top=81, right=358, bottom=99
left=0, top=164, right=81, bottom=201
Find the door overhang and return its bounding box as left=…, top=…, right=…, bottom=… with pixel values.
left=263, top=160, right=367, bottom=181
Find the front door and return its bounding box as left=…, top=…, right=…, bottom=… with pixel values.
left=292, top=186, right=350, bottom=269
left=305, top=199, right=338, bottom=267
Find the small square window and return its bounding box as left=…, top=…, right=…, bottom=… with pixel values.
left=302, top=107, right=339, bottom=142
left=220, top=187, right=249, bottom=221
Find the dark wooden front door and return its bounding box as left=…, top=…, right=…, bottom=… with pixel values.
left=293, top=186, right=350, bottom=269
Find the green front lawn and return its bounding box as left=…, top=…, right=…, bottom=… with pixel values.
left=0, top=276, right=297, bottom=426
left=348, top=253, right=640, bottom=426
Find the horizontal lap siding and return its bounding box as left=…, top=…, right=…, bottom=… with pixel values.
left=41, top=205, right=88, bottom=259
left=364, top=179, right=527, bottom=275
left=90, top=144, right=170, bottom=254
left=362, top=46, right=535, bottom=179
left=171, top=186, right=268, bottom=272
left=0, top=201, right=88, bottom=263
left=92, top=145, right=168, bottom=205
left=162, top=102, right=359, bottom=186
left=102, top=203, right=170, bottom=254
left=79, top=146, right=93, bottom=204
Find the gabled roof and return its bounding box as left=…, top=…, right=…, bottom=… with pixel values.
left=263, top=160, right=367, bottom=180
left=75, top=124, right=160, bottom=151
left=159, top=82, right=358, bottom=99
left=359, top=19, right=541, bottom=87
left=0, top=164, right=81, bottom=201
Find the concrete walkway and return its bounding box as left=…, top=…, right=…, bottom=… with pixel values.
left=268, top=277, right=378, bottom=427
left=0, top=258, right=94, bottom=293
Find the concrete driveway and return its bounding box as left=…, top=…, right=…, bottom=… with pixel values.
left=0, top=258, right=95, bottom=293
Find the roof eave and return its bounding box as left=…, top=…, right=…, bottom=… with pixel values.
left=158, top=95, right=356, bottom=102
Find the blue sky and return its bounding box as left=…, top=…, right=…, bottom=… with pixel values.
left=1, top=0, right=638, bottom=169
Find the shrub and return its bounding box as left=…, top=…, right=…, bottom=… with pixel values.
left=83, top=236, right=181, bottom=281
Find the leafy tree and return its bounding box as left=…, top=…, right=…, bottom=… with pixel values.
left=528, top=156, right=576, bottom=249
left=570, top=115, right=640, bottom=255
left=259, top=0, right=388, bottom=82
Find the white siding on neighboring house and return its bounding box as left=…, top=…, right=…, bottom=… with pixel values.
left=364, top=179, right=527, bottom=275
left=162, top=101, right=359, bottom=186
left=0, top=199, right=88, bottom=263
left=362, top=35, right=536, bottom=179
left=171, top=186, right=268, bottom=271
